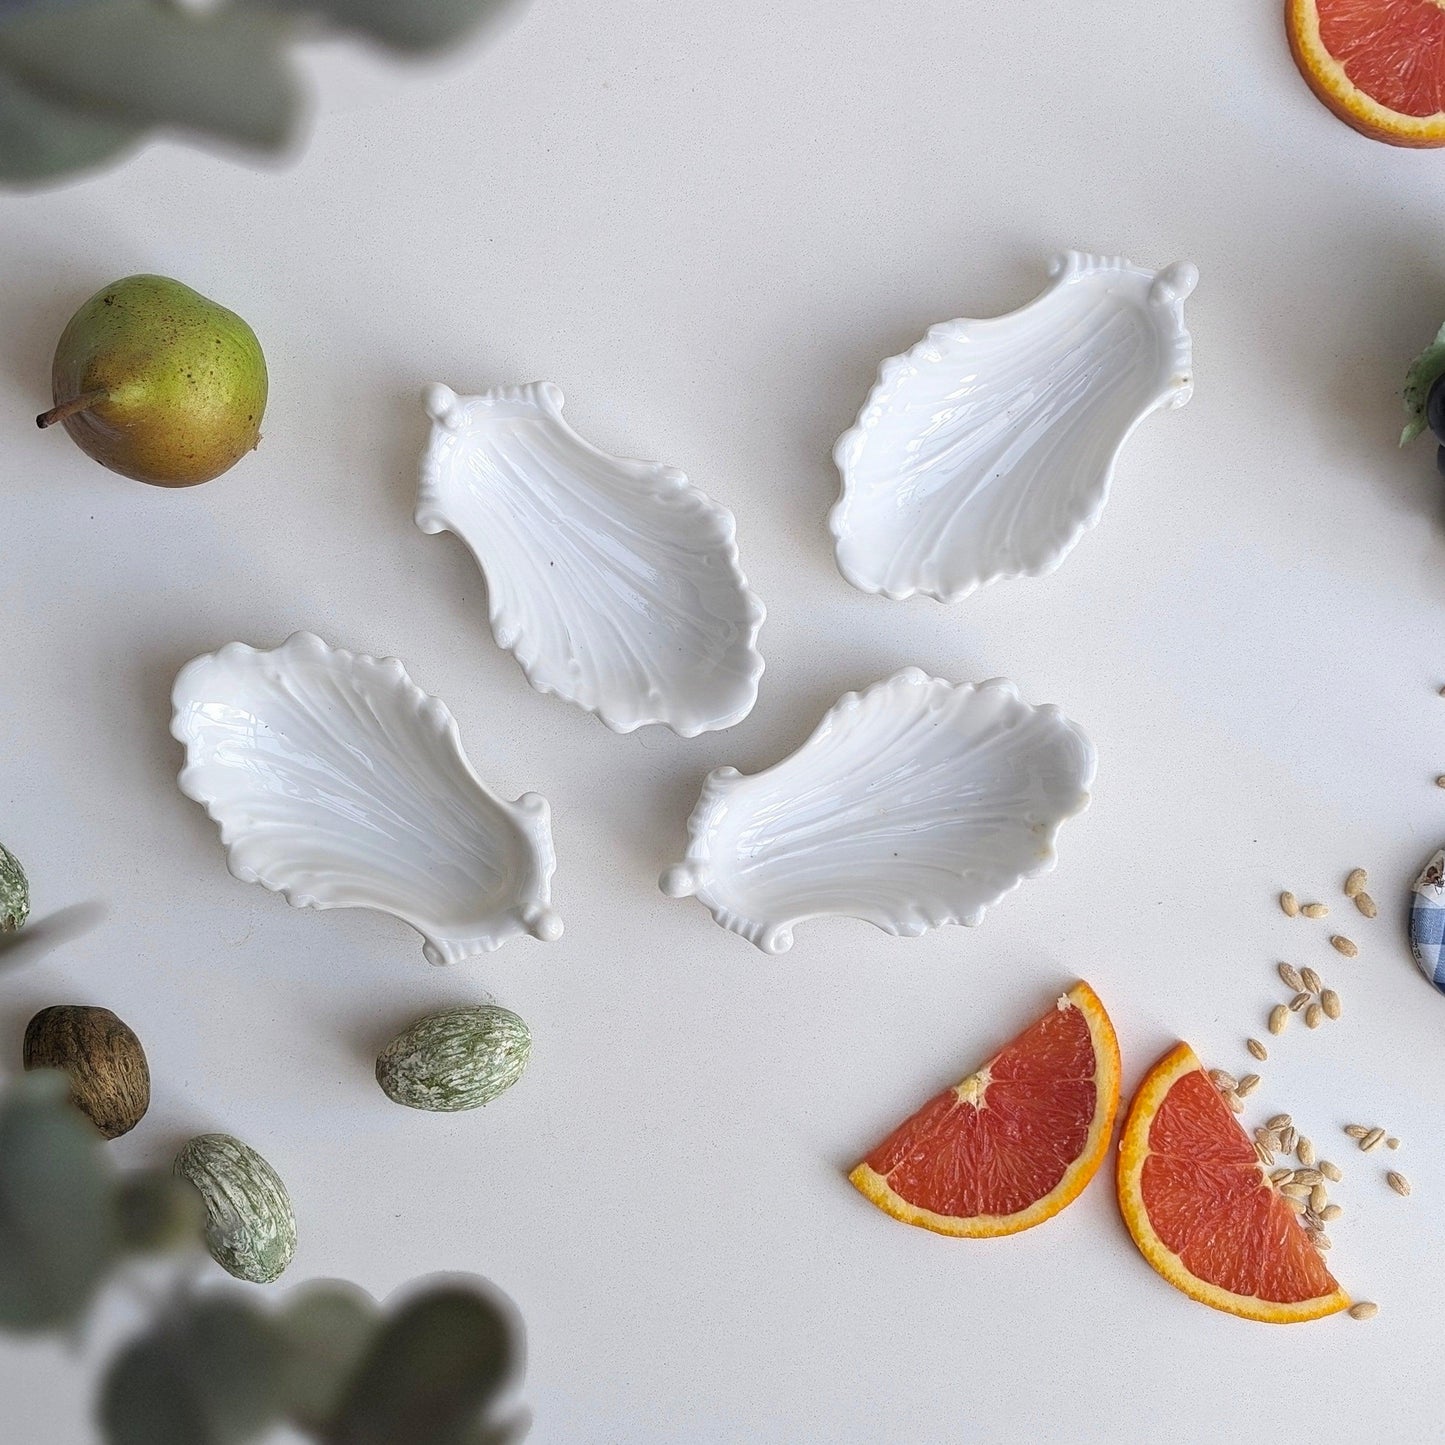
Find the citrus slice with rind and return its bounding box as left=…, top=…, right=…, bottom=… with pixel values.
left=848, top=981, right=1120, bottom=1237
left=1287, top=0, right=1445, bottom=147
left=1117, top=1042, right=1351, bottom=1323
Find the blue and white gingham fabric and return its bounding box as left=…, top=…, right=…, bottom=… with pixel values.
left=1409, top=848, right=1445, bottom=995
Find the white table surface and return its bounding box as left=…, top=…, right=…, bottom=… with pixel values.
left=4, top=2, right=1445, bottom=1441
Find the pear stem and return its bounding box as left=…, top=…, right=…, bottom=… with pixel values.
left=36, top=390, right=107, bottom=429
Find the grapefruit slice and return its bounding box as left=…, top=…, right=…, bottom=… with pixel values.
left=848, top=981, right=1120, bottom=1237
left=1117, top=1042, right=1351, bottom=1323
left=1287, top=0, right=1445, bottom=147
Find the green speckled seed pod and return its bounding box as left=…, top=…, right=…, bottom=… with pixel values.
left=376, top=1005, right=531, bottom=1112
left=174, top=1134, right=296, bottom=1284
left=0, top=843, right=28, bottom=932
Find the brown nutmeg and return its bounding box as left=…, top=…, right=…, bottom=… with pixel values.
left=23, top=1005, right=150, bottom=1139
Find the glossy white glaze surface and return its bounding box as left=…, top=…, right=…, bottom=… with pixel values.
left=171, top=632, right=562, bottom=964
left=661, top=669, right=1095, bottom=953
left=832, top=252, right=1196, bottom=602
left=418, top=382, right=766, bottom=736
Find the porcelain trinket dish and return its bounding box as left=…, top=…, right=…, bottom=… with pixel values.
left=831, top=252, right=1197, bottom=602
left=661, top=669, right=1095, bottom=953
left=418, top=383, right=766, bottom=736
left=171, top=632, right=562, bottom=964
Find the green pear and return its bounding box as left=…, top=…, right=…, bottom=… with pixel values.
left=37, top=275, right=267, bottom=488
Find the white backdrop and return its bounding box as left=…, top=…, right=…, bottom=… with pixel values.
left=4, top=2, right=1445, bottom=1440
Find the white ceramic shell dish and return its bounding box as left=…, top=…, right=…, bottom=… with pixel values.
left=171, top=632, right=562, bottom=965
left=831, top=251, right=1197, bottom=602
left=417, top=382, right=766, bottom=736
left=660, top=669, right=1095, bottom=954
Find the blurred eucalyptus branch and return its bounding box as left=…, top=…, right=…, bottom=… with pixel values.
left=1, top=1074, right=526, bottom=1442
left=0, top=0, right=524, bottom=187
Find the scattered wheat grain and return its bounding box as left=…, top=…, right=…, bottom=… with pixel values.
left=1349, top=1302, right=1379, bottom=1320
left=1280, top=891, right=1300, bottom=917
left=1344, top=869, right=1367, bottom=898
left=1331, top=935, right=1359, bottom=958
left=1321, top=989, right=1342, bottom=1020
left=1387, top=1171, right=1411, bottom=1197
left=1247, top=1038, right=1268, bottom=1061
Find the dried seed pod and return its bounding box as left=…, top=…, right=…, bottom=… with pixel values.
left=174, top=1134, right=295, bottom=1284
left=0, top=842, right=27, bottom=932
left=1321, top=989, right=1342, bottom=1020
left=376, top=1005, right=531, bottom=1113
left=1278, top=962, right=1304, bottom=991
left=1330, top=935, right=1359, bottom=958
left=23, top=1005, right=150, bottom=1139
left=1279, top=891, right=1300, bottom=917
left=1344, top=869, right=1367, bottom=899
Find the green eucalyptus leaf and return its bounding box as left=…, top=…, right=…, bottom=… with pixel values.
left=1403, top=321, right=1445, bottom=445
left=272, top=0, right=516, bottom=52
left=0, top=66, right=136, bottom=183
left=326, top=1285, right=516, bottom=1445
left=278, top=1280, right=380, bottom=1431
left=0, top=1069, right=117, bottom=1331
left=115, top=1171, right=206, bottom=1255
left=99, top=1296, right=289, bottom=1445
left=0, top=0, right=300, bottom=148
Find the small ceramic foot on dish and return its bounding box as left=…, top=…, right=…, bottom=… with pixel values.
left=418, top=382, right=766, bottom=736
left=171, top=632, right=561, bottom=964
left=660, top=669, right=1095, bottom=953
left=831, top=251, right=1197, bottom=602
